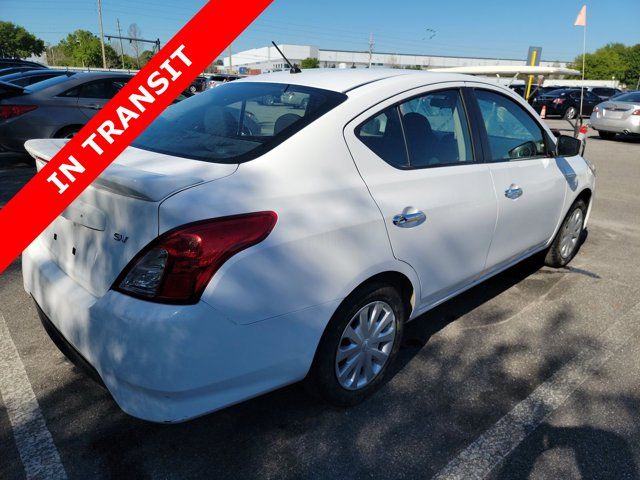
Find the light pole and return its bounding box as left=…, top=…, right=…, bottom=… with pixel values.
left=97, top=0, right=107, bottom=68
left=76, top=39, right=85, bottom=68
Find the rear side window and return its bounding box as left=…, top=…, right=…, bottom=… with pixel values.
left=475, top=89, right=546, bottom=161
left=356, top=107, right=408, bottom=168
left=133, top=82, right=347, bottom=164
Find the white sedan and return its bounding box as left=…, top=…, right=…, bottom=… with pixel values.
left=23, top=69, right=595, bottom=422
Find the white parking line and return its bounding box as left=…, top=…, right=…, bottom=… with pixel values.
left=0, top=312, right=67, bottom=480
left=433, top=302, right=639, bottom=480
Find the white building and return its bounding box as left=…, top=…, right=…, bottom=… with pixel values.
left=224, top=44, right=569, bottom=73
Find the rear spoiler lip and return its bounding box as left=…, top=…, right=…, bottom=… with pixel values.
left=25, top=139, right=206, bottom=202
left=0, top=80, right=26, bottom=98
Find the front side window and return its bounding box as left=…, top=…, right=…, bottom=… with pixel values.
left=475, top=89, right=547, bottom=161
left=134, top=82, right=347, bottom=164
left=399, top=89, right=473, bottom=167
left=355, top=89, right=473, bottom=169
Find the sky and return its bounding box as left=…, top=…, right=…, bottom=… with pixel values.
left=2, top=0, right=639, bottom=62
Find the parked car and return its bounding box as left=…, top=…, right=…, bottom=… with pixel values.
left=281, top=90, right=310, bottom=108
left=0, top=69, right=72, bottom=87
left=23, top=69, right=595, bottom=422
left=586, top=86, right=623, bottom=101
left=187, top=75, right=207, bottom=93
left=0, top=72, right=132, bottom=153
left=509, top=84, right=558, bottom=103
left=207, top=73, right=243, bottom=88
left=589, top=91, right=640, bottom=139
left=532, top=88, right=600, bottom=119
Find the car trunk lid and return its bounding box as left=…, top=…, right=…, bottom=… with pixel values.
left=25, top=139, right=238, bottom=297
left=600, top=101, right=640, bottom=120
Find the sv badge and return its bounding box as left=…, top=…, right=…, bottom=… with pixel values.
left=113, top=233, right=129, bottom=244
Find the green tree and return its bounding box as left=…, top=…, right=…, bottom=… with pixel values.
left=139, top=50, right=155, bottom=67
left=621, top=44, right=640, bottom=87
left=569, top=42, right=640, bottom=85
left=56, top=30, right=119, bottom=68
left=300, top=57, right=320, bottom=69
left=0, top=21, right=45, bottom=58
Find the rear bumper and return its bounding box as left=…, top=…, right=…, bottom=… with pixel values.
left=589, top=114, right=640, bottom=134
left=34, top=299, right=105, bottom=388
left=0, top=119, right=58, bottom=153
left=23, top=237, right=336, bottom=423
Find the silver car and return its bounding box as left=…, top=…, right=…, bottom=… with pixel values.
left=0, top=72, right=131, bottom=154
left=589, top=91, right=640, bottom=140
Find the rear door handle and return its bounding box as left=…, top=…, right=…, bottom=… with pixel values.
left=393, top=210, right=426, bottom=228
left=505, top=184, right=523, bottom=200
left=81, top=104, right=102, bottom=110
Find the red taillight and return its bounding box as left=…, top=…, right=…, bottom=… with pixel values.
left=0, top=105, right=37, bottom=120
left=114, top=211, right=278, bottom=304
left=632, top=109, right=640, bottom=116
left=553, top=98, right=565, bottom=105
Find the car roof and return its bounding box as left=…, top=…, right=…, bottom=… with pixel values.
left=236, top=68, right=472, bottom=93
left=70, top=71, right=134, bottom=79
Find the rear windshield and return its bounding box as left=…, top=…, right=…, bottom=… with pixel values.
left=613, top=92, right=640, bottom=103
left=133, top=82, right=347, bottom=163
left=25, top=73, right=76, bottom=93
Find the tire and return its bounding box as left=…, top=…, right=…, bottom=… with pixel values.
left=564, top=106, right=577, bottom=120
left=305, top=282, right=405, bottom=407
left=53, top=126, right=80, bottom=139
left=189, top=85, right=197, bottom=94
left=545, top=199, right=587, bottom=267
left=598, top=131, right=616, bottom=140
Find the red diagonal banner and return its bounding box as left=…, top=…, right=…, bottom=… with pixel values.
left=0, top=0, right=273, bottom=274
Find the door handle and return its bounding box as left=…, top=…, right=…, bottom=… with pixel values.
left=393, top=210, right=426, bottom=228
left=505, top=184, right=523, bottom=200
left=81, top=104, right=102, bottom=110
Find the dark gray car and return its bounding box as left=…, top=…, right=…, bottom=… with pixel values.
left=0, top=72, right=132, bottom=154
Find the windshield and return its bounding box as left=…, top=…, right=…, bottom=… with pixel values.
left=25, top=73, right=76, bottom=93
left=133, top=82, right=347, bottom=164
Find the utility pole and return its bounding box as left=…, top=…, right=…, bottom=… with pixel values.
left=368, top=33, right=374, bottom=68
left=97, top=0, right=107, bottom=68
left=117, top=18, right=126, bottom=69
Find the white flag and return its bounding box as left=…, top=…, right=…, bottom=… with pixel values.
left=574, top=5, right=587, bottom=27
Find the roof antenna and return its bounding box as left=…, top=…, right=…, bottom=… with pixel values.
left=272, top=41, right=301, bottom=74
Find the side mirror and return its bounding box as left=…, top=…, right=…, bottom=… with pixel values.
left=556, top=135, right=581, bottom=157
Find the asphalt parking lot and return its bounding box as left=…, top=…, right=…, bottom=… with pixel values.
left=1, top=120, right=639, bottom=480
